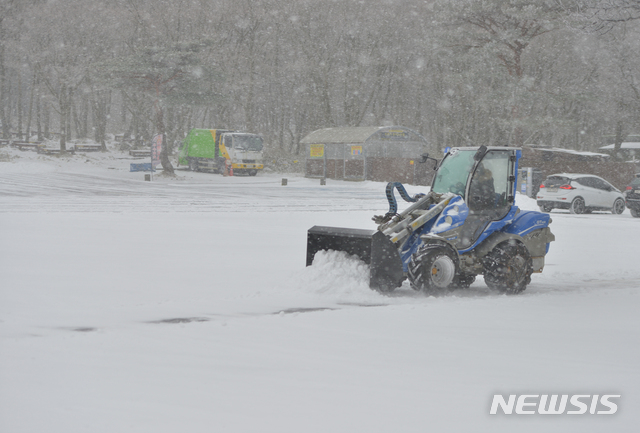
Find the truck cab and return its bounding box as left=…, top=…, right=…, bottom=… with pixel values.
left=220, top=132, right=264, bottom=176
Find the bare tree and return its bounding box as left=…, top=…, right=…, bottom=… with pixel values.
left=569, top=0, right=640, bottom=154
left=1, top=0, right=637, bottom=163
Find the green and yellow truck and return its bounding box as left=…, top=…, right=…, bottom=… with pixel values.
left=178, top=129, right=264, bottom=176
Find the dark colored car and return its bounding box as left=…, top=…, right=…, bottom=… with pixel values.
left=624, top=175, right=640, bottom=218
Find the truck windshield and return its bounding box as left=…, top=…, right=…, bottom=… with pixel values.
left=233, top=135, right=263, bottom=151
left=431, top=149, right=475, bottom=197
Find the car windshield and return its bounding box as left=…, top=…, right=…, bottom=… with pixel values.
left=233, top=135, right=263, bottom=151
left=631, top=178, right=640, bottom=187
left=543, top=176, right=571, bottom=188
left=431, top=149, right=475, bottom=197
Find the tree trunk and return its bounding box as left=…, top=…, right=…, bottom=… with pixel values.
left=36, top=91, right=42, bottom=141
left=66, top=87, right=73, bottom=144
left=59, top=84, right=67, bottom=151
left=134, top=115, right=141, bottom=148
left=73, top=94, right=89, bottom=139
left=82, top=97, right=88, bottom=140
left=614, top=119, right=625, bottom=160
left=154, top=100, right=174, bottom=174
left=17, top=74, right=23, bottom=139
left=25, top=71, right=36, bottom=141
left=0, top=43, right=10, bottom=140
left=72, top=98, right=80, bottom=139
left=91, top=89, right=111, bottom=151
left=121, top=92, right=127, bottom=128
left=43, top=100, right=49, bottom=140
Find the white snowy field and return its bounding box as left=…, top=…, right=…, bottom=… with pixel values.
left=1, top=145, right=639, bottom=433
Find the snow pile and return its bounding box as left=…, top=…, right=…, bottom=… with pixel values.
left=292, top=250, right=386, bottom=302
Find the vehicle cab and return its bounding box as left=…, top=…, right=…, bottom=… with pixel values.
left=221, top=132, right=264, bottom=176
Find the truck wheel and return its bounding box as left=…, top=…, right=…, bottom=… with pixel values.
left=612, top=198, right=625, bottom=214
left=483, top=241, right=532, bottom=294
left=569, top=196, right=585, bottom=214
left=209, top=157, right=223, bottom=174
left=188, top=158, right=198, bottom=172
left=249, top=170, right=258, bottom=176
left=408, top=242, right=459, bottom=294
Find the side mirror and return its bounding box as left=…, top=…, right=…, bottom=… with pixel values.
left=419, top=153, right=440, bottom=169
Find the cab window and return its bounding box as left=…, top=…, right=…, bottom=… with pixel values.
left=431, top=149, right=475, bottom=197
left=468, top=150, right=510, bottom=213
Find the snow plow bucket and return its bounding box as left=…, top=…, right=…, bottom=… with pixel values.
left=306, top=226, right=404, bottom=292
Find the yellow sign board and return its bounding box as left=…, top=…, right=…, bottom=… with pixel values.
left=310, top=144, right=324, bottom=158
left=351, top=145, right=363, bottom=156
left=380, top=130, right=409, bottom=140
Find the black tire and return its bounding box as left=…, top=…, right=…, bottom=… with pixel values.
left=249, top=170, right=258, bottom=176
left=483, top=241, right=533, bottom=294
left=216, top=157, right=227, bottom=174
left=631, top=208, right=640, bottom=218
left=612, top=198, right=625, bottom=215
left=408, top=242, right=459, bottom=294
left=569, top=196, right=585, bottom=214
left=539, top=205, right=553, bottom=213
left=188, top=158, right=198, bottom=172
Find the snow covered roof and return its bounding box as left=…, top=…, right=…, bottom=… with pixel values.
left=599, top=142, right=640, bottom=150
left=531, top=147, right=610, bottom=158
left=300, top=127, right=385, bottom=144
left=300, top=126, right=426, bottom=144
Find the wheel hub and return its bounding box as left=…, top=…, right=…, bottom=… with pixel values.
left=430, top=256, right=456, bottom=288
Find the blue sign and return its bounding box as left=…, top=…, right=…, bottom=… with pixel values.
left=130, top=163, right=154, bottom=172
left=444, top=146, right=451, bottom=154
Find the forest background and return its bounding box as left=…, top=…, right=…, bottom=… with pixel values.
left=1, top=0, right=639, bottom=171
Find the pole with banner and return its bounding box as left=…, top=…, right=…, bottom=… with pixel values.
left=151, top=134, right=162, bottom=181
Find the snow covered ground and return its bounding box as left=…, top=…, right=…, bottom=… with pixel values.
left=1, top=144, right=639, bottom=432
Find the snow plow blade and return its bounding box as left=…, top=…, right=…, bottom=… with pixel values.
left=306, top=226, right=404, bottom=292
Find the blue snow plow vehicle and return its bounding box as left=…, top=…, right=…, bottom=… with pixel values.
left=306, top=146, right=555, bottom=294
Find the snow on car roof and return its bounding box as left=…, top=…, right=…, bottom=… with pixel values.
left=547, top=173, right=602, bottom=179
left=538, top=147, right=610, bottom=158
left=599, top=142, right=640, bottom=150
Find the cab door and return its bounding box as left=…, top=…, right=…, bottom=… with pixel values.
left=458, top=149, right=516, bottom=249
left=223, top=134, right=233, bottom=160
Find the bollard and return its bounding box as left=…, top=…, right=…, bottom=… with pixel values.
left=144, top=174, right=151, bottom=181
left=281, top=178, right=288, bottom=186
left=320, top=178, right=326, bottom=185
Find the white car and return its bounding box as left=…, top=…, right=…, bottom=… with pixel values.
left=536, top=173, right=625, bottom=214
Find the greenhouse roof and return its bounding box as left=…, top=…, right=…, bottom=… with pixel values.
left=300, top=127, right=386, bottom=144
